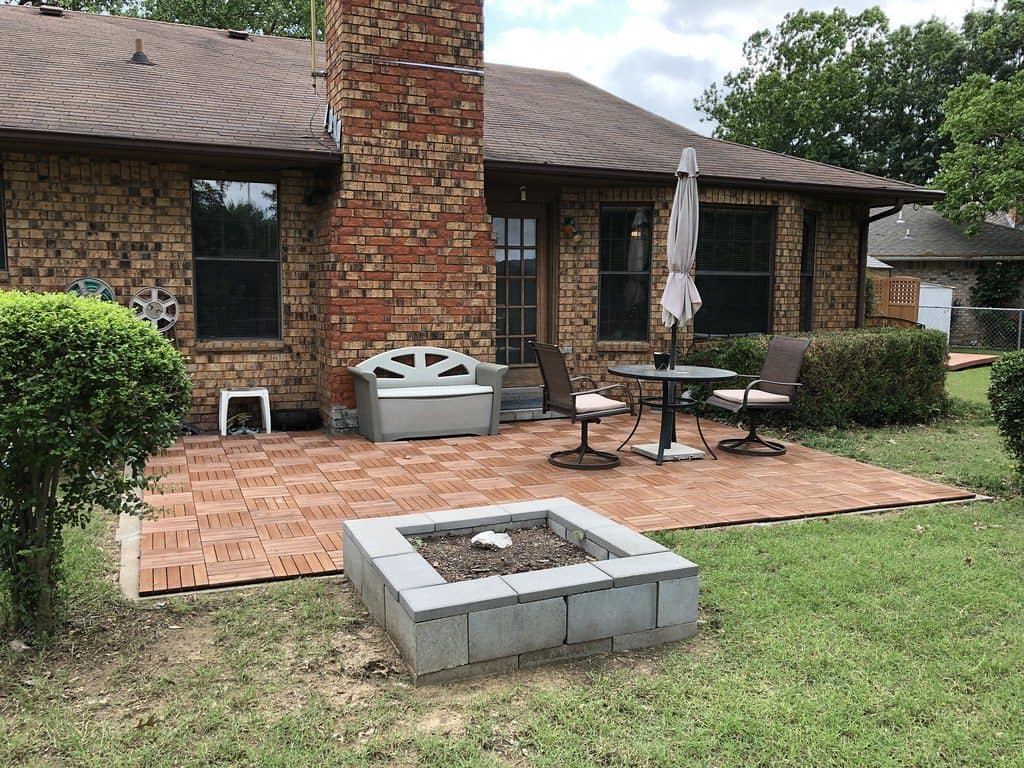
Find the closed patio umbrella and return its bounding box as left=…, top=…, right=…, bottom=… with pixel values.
left=660, top=147, right=702, bottom=368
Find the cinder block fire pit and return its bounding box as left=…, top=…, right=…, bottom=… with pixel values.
left=343, top=498, right=699, bottom=684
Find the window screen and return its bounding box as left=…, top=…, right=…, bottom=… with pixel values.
left=599, top=205, right=651, bottom=341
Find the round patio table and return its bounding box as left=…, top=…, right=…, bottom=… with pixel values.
left=607, top=364, right=736, bottom=466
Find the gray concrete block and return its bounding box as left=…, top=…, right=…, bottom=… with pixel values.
left=567, top=583, right=657, bottom=643
left=519, top=638, right=612, bottom=669
left=468, top=597, right=566, bottom=662
left=360, top=558, right=386, bottom=625
left=547, top=502, right=615, bottom=535
left=657, top=576, right=700, bottom=627
left=594, top=551, right=699, bottom=587
left=343, top=521, right=415, bottom=560
left=426, top=506, right=511, bottom=531
left=375, top=552, right=446, bottom=595
left=612, top=621, right=697, bottom=652
left=400, top=575, right=517, bottom=621
left=501, top=500, right=553, bottom=522
left=413, top=654, right=518, bottom=686
left=374, top=513, right=436, bottom=535
left=501, top=562, right=612, bottom=602
left=386, top=590, right=469, bottom=675
left=585, top=524, right=668, bottom=557
left=581, top=537, right=609, bottom=560
left=549, top=520, right=567, bottom=540
left=342, top=530, right=364, bottom=592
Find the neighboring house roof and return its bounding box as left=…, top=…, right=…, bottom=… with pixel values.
left=869, top=205, right=1024, bottom=261
left=867, top=256, right=892, bottom=270
left=0, top=5, right=940, bottom=202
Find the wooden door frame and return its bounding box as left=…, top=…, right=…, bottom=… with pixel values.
left=489, top=202, right=550, bottom=386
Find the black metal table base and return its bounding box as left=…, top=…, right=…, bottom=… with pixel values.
left=617, top=380, right=718, bottom=465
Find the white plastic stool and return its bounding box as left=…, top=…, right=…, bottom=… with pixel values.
left=219, top=387, right=272, bottom=436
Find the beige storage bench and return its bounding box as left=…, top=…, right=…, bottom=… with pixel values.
left=348, top=347, right=508, bottom=442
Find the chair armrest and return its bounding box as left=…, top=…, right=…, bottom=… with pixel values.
left=740, top=378, right=801, bottom=407
left=744, top=378, right=802, bottom=390
left=570, top=374, right=597, bottom=390
left=475, top=362, right=509, bottom=389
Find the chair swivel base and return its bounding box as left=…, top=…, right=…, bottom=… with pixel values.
left=549, top=445, right=621, bottom=470
left=717, top=428, right=787, bottom=456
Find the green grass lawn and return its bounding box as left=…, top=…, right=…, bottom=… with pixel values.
left=2, top=368, right=1020, bottom=766
left=945, top=365, right=992, bottom=405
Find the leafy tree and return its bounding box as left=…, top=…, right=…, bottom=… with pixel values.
left=963, top=0, right=1024, bottom=82
left=2, top=0, right=323, bottom=38
left=933, top=71, right=1024, bottom=234
left=695, top=8, right=890, bottom=175
left=694, top=6, right=1024, bottom=186
left=858, top=19, right=967, bottom=184
left=142, top=0, right=321, bottom=37
left=0, top=292, right=190, bottom=636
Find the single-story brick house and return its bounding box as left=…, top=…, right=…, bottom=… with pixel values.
left=869, top=205, right=1024, bottom=307
left=0, top=1, right=942, bottom=431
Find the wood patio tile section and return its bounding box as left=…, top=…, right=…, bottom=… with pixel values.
left=137, top=416, right=975, bottom=596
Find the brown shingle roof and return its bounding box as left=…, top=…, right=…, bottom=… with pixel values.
left=0, top=5, right=336, bottom=161
left=869, top=205, right=1024, bottom=260
left=483, top=63, right=939, bottom=201
left=0, top=6, right=941, bottom=200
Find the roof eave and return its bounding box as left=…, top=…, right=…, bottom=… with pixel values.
left=0, top=129, right=341, bottom=167
left=484, top=160, right=944, bottom=204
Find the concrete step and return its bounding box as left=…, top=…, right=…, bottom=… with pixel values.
left=500, top=386, right=563, bottom=422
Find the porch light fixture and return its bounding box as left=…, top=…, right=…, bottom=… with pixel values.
left=562, top=217, right=583, bottom=244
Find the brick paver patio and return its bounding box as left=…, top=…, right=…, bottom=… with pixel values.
left=138, top=415, right=975, bottom=595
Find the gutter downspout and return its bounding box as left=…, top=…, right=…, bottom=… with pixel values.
left=857, top=200, right=904, bottom=327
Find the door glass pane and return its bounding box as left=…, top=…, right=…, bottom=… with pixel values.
left=524, top=218, right=536, bottom=246
left=496, top=247, right=507, bottom=275
left=523, top=249, right=537, bottom=276
left=508, top=218, right=522, bottom=246
left=493, top=217, right=505, bottom=246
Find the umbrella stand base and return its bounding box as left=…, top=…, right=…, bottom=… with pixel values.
left=631, top=442, right=706, bottom=462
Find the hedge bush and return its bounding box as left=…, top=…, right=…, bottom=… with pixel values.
left=0, top=291, right=191, bottom=635
left=682, top=328, right=949, bottom=430
left=988, top=350, right=1024, bottom=485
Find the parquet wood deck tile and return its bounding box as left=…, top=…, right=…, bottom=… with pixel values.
left=136, top=416, right=976, bottom=595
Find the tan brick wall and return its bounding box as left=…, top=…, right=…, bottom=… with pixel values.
left=0, top=151, right=322, bottom=427
left=554, top=183, right=863, bottom=385
left=320, top=0, right=492, bottom=427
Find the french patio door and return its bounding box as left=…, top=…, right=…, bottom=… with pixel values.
left=491, top=205, right=548, bottom=386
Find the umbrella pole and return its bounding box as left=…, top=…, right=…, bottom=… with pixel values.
left=669, top=322, right=678, bottom=370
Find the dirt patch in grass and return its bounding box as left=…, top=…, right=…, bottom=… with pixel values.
left=412, top=525, right=594, bottom=582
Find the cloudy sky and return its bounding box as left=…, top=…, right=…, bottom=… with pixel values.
left=484, top=0, right=983, bottom=134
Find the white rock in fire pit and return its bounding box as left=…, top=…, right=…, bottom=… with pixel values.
left=470, top=530, right=512, bottom=550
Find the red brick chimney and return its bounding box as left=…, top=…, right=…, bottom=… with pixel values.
left=318, top=0, right=493, bottom=431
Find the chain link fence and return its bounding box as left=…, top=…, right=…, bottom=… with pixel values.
left=925, top=305, right=1024, bottom=351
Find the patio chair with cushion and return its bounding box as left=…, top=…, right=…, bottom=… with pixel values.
left=705, top=336, right=811, bottom=456
left=530, top=341, right=635, bottom=470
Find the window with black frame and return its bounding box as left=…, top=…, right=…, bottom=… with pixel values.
left=694, top=206, right=774, bottom=335
left=192, top=179, right=280, bottom=340
left=800, top=211, right=817, bottom=332
left=598, top=205, right=651, bottom=341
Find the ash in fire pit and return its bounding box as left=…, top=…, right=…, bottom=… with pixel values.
left=411, top=525, right=594, bottom=583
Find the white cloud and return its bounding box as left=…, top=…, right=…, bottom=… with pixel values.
left=487, top=0, right=598, bottom=20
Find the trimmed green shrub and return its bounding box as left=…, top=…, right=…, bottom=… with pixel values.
left=683, top=328, right=948, bottom=429
left=0, top=291, right=191, bottom=635
left=989, top=350, right=1024, bottom=485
